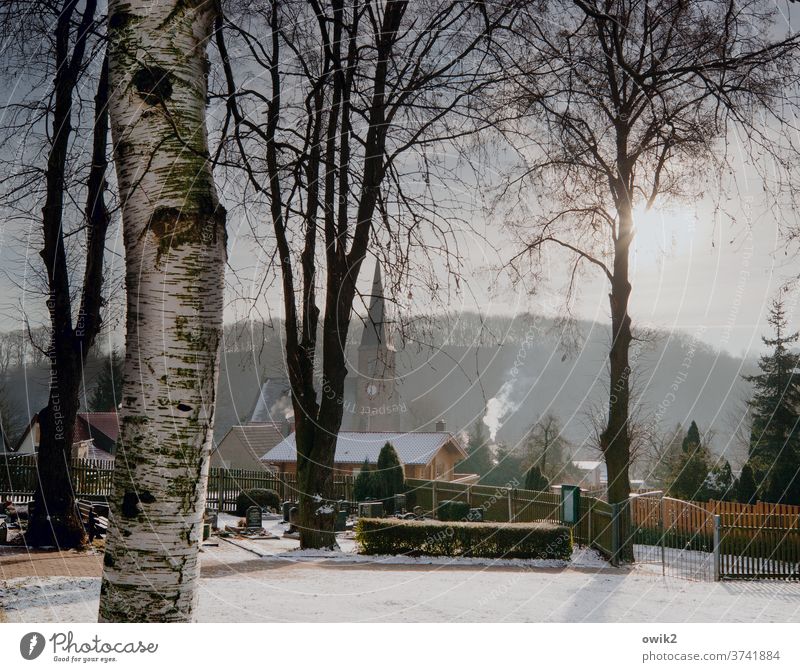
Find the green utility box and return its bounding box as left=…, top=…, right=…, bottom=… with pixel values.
left=561, top=484, right=581, bottom=525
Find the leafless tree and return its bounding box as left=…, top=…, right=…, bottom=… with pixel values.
left=502, top=0, right=800, bottom=558
left=0, top=1, right=112, bottom=547
left=215, top=0, right=518, bottom=547
left=521, top=412, right=572, bottom=479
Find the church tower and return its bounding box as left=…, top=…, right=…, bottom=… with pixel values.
left=356, top=263, right=397, bottom=431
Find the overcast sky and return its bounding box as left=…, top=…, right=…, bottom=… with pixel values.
left=2, top=3, right=799, bottom=362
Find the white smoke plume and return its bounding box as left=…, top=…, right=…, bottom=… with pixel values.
left=483, top=380, right=522, bottom=442
left=270, top=396, right=295, bottom=421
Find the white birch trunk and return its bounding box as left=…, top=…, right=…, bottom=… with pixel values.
left=99, top=0, right=226, bottom=622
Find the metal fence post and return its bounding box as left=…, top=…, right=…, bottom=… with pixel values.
left=660, top=495, right=666, bottom=576
left=432, top=480, right=438, bottom=516
left=611, top=502, right=620, bottom=566
left=508, top=488, right=514, bottom=522
left=713, top=514, right=721, bottom=582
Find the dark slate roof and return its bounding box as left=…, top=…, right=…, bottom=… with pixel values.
left=360, top=263, right=385, bottom=347
left=249, top=378, right=292, bottom=423
left=262, top=431, right=466, bottom=466
left=213, top=423, right=286, bottom=458
left=75, top=412, right=120, bottom=442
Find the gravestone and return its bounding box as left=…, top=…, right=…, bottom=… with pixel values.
left=288, top=506, right=299, bottom=534
left=245, top=505, right=263, bottom=530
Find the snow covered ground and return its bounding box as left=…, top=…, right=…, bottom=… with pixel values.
left=3, top=537, right=800, bottom=622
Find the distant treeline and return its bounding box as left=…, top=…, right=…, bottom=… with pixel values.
left=218, top=311, right=721, bottom=356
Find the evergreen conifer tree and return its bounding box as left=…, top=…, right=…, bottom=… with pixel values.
left=456, top=419, right=493, bottom=477
left=736, top=462, right=758, bottom=504
left=524, top=464, right=549, bottom=492
left=354, top=460, right=379, bottom=501
left=376, top=442, right=404, bottom=500
left=481, top=443, right=525, bottom=487
left=668, top=421, right=712, bottom=500
left=699, top=460, right=736, bottom=502
left=743, top=298, right=800, bottom=504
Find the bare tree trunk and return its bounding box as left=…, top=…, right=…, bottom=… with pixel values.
left=601, top=193, right=634, bottom=561
left=218, top=0, right=509, bottom=549
left=99, top=0, right=226, bottom=622
left=27, top=0, right=104, bottom=549
left=295, top=420, right=338, bottom=549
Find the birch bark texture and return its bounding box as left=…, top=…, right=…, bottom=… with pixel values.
left=99, top=0, right=226, bottom=622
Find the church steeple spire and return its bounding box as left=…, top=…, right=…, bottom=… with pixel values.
left=360, top=262, right=385, bottom=347
left=353, top=261, right=399, bottom=431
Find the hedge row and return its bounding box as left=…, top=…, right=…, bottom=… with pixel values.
left=354, top=518, right=572, bottom=560
left=235, top=488, right=281, bottom=516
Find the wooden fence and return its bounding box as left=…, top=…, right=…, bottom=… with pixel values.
left=0, top=454, right=114, bottom=500
left=404, top=478, right=618, bottom=560
left=632, top=497, right=800, bottom=537
left=206, top=468, right=354, bottom=511
left=630, top=495, right=714, bottom=550
left=0, top=455, right=354, bottom=513
left=629, top=494, right=800, bottom=579
left=405, top=478, right=561, bottom=524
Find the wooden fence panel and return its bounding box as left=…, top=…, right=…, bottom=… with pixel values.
left=589, top=499, right=614, bottom=557
left=1, top=456, right=352, bottom=513
left=1, top=455, right=115, bottom=501
left=512, top=488, right=560, bottom=524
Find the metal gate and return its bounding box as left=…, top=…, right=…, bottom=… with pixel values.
left=628, top=492, right=715, bottom=581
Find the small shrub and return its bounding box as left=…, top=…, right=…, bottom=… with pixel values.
left=437, top=499, right=470, bottom=521
left=354, top=460, right=380, bottom=501
left=355, top=518, right=572, bottom=560
left=235, top=488, right=280, bottom=516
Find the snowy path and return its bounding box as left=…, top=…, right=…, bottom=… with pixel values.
left=2, top=540, right=800, bottom=622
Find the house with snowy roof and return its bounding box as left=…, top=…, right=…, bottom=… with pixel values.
left=261, top=424, right=474, bottom=482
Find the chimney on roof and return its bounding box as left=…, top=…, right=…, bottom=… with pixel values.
left=435, top=419, right=446, bottom=432
left=283, top=419, right=295, bottom=437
